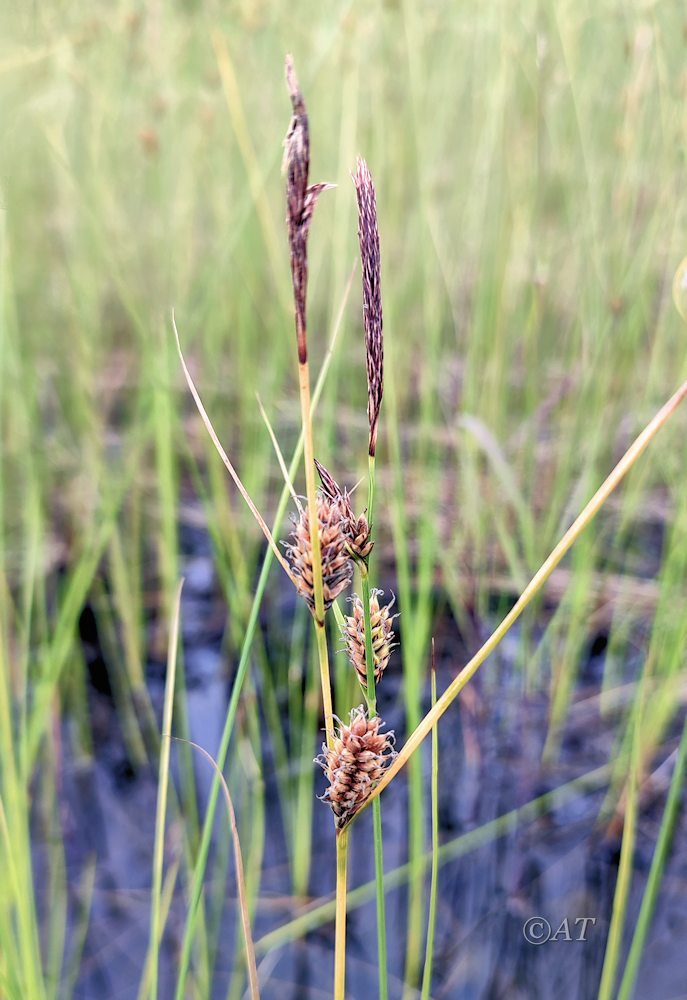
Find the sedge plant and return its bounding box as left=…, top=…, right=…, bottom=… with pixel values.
left=283, top=63, right=398, bottom=999
left=174, top=53, right=687, bottom=999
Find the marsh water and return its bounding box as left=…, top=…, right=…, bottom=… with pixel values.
left=50, top=518, right=687, bottom=1000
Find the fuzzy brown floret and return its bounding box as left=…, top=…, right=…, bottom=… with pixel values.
left=316, top=706, right=396, bottom=828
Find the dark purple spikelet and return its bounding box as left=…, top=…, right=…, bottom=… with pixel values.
left=315, top=459, right=374, bottom=561
left=353, top=158, right=383, bottom=457
left=284, top=56, right=332, bottom=364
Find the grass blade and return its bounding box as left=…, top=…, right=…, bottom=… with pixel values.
left=358, top=453, right=389, bottom=1000
left=420, top=644, right=439, bottom=1000
left=172, top=737, right=260, bottom=1000
left=148, top=578, right=184, bottom=999
left=255, top=393, right=300, bottom=509
left=598, top=694, right=642, bottom=1000
left=617, top=717, right=687, bottom=999
left=172, top=312, right=293, bottom=582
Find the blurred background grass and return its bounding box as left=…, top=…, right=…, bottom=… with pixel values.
left=2, top=1, right=687, bottom=997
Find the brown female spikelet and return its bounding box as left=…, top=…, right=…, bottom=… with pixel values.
left=347, top=511, right=374, bottom=561
left=316, top=706, right=396, bottom=829
left=342, top=590, right=396, bottom=688
left=284, top=56, right=333, bottom=364
left=314, top=459, right=374, bottom=561
left=352, top=158, right=383, bottom=458
left=284, top=491, right=353, bottom=611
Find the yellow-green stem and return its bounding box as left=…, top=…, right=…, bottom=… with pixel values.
left=334, top=828, right=349, bottom=1000
left=421, top=663, right=439, bottom=1000
left=598, top=691, right=642, bottom=1000
left=366, top=453, right=376, bottom=545
left=371, top=800, right=387, bottom=1000
left=361, top=453, right=377, bottom=705
left=149, top=579, right=183, bottom=1000
left=352, top=378, right=687, bottom=820
left=297, top=356, right=333, bottom=747
left=315, top=618, right=334, bottom=751
left=360, top=455, right=388, bottom=1000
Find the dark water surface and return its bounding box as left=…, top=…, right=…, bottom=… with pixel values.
left=48, top=526, right=687, bottom=1000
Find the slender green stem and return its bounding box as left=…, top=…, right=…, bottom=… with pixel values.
left=149, top=580, right=183, bottom=1000
left=361, top=454, right=378, bottom=706
left=298, top=356, right=334, bottom=747
left=334, top=828, right=350, bottom=1000
left=598, top=696, right=642, bottom=1000
left=370, top=801, right=387, bottom=1000
left=366, top=453, right=376, bottom=541
left=421, top=660, right=439, bottom=1000
left=360, top=453, right=377, bottom=709
left=359, top=455, right=388, bottom=1000
left=617, top=717, right=687, bottom=999
left=314, top=619, right=333, bottom=751
left=361, top=573, right=377, bottom=707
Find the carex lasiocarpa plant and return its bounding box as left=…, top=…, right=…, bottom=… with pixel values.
left=174, top=53, right=687, bottom=1000
left=281, top=62, right=396, bottom=996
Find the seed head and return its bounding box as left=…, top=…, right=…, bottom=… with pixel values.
left=347, top=512, right=374, bottom=561
left=342, top=590, right=396, bottom=689
left=315, top=459, right=374, bottom=561
left=284, top=56, right=333, bottom=363
left=284, top=490, right=353, bottom=611
left=353, top=158, right=383, bottom=457
left=316, top=706, right=396, bottom=829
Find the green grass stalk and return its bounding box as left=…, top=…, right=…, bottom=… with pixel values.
left=174, top=737, right=260, bottom=1000
left=617, top=716, right=687, bottom=999
left=148, top=579, right=183, bottom=1000
left=334, top=828, right=350, bottom=1000
left=298, top=356, right=335, bottom=750
left=386, top=341, right=426, bottom=997
left=359, top=453, right=389, bottom=1000
left=420, top=654, right=439, bottom=1000
left=597, top=696, right=642, bottom=1000
left=292, top=627, right=321, bottom=898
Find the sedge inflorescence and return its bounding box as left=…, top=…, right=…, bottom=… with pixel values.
left=284, top=460, right=379, bottom=614
left=342, top=590, right=397, bottom=689
left=316, top=706, right=396, bottom=829
left=284, top=491, right=353, bottom=611
left=282, top=60, right=395, bottom=832
left=315, top=459, right=373, bottom=560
